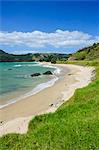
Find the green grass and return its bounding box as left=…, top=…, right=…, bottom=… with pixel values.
left=68, top=43, right=99, bottom=61
left=0, top=61, right=99, bottom=150
left=57, top=60, right=99, bottom=66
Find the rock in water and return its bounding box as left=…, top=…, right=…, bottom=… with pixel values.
left=43, top=71, right=53, bottom=75
left=8, top=68, right=12, bottom=70
left=31, top=73, right=41, bottom=77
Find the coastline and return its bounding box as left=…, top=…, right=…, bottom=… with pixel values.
left=0, top=63, right=95, bottom=136
left=0, top=62, right=60, bottom=109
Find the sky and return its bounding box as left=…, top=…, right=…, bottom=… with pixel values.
left=0, top=0, right=99, bottom=54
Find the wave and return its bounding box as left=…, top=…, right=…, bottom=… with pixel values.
left=13, top=62, right=61, bottom=75
left=41, top=64, right=61, bottom=74
left=14, top=64, right=22, bottom=67
left=0, top=76, right=58, bottom=109
left=13, top=63, right=41, bottom=67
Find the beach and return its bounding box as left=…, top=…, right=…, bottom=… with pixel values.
left=0, top=63, right=95, bottom=136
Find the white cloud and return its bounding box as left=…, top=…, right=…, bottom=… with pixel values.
left=0, top=30, right=98, bottom=49
left=13, top=50, right=37, bottom=54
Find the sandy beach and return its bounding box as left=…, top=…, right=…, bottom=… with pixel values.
left=0, top=63, right=95, bottom=136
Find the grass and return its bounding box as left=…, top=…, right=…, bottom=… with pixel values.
left=68, top=43, right=99, bottom=61
left=57, top=60, right=99, bottom=66
left=0, top=61, right=99, bottom=150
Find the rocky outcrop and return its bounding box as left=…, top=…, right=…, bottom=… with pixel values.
left=8, top=68, right=12, bottom=70
left=31, top=71, right=53, bottom=77
left=43, top=71, right=53, bottom=75
left=31, top=73, right=41, bottom=77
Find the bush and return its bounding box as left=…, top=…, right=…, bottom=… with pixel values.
left=51, top=58, right=56, bottom=64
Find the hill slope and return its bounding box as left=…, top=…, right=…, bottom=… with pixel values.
left=0, top=50, right=69, bottom=62
left=68, top=43, right=99, bottom=61
left=0, top=50, right=33, bottom=62
left=0, top=43, right=98, bottom=62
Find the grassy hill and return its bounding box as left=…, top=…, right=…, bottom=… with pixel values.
left=0, top=50, right=69, bottom=63
left=68, top=43, right=99, bottom=61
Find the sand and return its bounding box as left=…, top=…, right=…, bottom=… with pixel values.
left=0, top=63, right=95, bottom=136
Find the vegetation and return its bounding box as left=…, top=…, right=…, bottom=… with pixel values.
left=0, top=60, right=99, bottom=149
left=57, top=60, right=99, bottom=67
left=0, top=50, right=69, bottom=62
left=68, top=43, right=99, bottom=61
left=0, top=43, right=98, bottom=62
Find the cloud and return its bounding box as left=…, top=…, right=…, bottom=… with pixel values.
left=13, top=50, right=37, bottom=54
left=0, top=30, right=99, bottom=49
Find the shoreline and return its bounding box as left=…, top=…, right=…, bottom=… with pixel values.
left=0, top=63, right=95, bottom=136
left=0, top=76, right=59, bottom=109
left=0, top=62, right=61, bottom=109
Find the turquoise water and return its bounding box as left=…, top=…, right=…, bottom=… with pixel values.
left=0, top=62, right=56, bottom=107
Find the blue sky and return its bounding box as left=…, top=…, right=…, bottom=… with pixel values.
left=0, top=0, right=99, bottom=54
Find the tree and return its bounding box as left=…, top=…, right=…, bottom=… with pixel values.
left=51, top=58, right=56, bottom=64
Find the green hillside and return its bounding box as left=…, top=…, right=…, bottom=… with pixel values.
left=0, top=50, right=69, bottom=63
left=0, top=43, right=99, bottom=62
left=0, top=50, right=33, bottom=62
left=68, top=43, right=99, bottom=61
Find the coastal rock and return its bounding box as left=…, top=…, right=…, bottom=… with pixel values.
left=68, top=73, right=72, bottom=76
left=31, top=73, right=41, bottom=77
left=0, top=121, right=3, bottom=124
left=8, top=68, right=12, bottom=70
left=49, top=103, right=54, bottom=107
left=43, top=71, right=53, bottom=75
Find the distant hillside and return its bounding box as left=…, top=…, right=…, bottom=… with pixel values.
left=68, top=43, right=99, bottom=61
left=0, top=50, right=33, bottom=62
left=0, top=50, right=69, bottom=63
left=1, top=43, right=98, bottom=62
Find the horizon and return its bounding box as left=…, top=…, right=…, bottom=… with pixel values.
left=0, top=0, right=99, bottom=54
left=0, top=42, right=98, bottom=55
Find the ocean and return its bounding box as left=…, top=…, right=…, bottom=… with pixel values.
left=0, top=62, right=60, bottom=108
